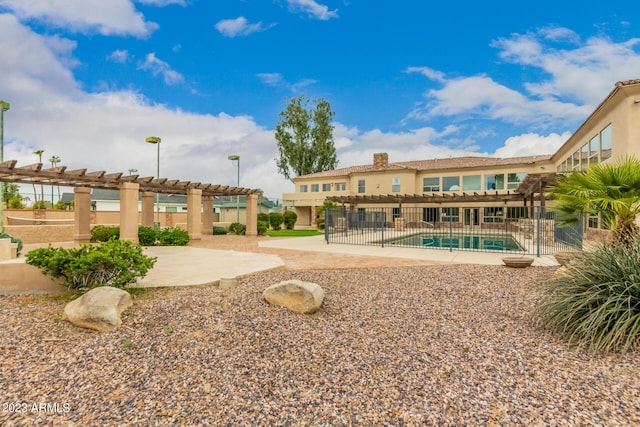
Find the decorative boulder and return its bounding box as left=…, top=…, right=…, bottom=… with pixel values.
left=502, top=257, right=534, bottom=268
left=263, top=280, right=324, bottom=314
left=63, top=287, right=133, bottom=332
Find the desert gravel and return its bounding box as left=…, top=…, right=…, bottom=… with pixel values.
left=1, top=264, right=639, bottom=426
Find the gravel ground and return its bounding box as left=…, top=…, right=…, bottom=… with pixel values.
left=1, top=264, right=639, bottom=426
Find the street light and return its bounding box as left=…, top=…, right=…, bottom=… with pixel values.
left=146, top=136, right=161, bottom=228
left=0, top=101, right=9, bottom=232
left=228, top=155, right=240, bottom=223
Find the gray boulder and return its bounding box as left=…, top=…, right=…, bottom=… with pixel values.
left=63, top=287, right=133, bottom=332
left=263, top=280, right=324, bottom=314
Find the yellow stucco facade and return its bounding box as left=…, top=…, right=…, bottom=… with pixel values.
left=283, top=79, right=640, bottom=229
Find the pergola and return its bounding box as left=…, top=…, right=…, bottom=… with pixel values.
left=326, top=173, right=556, bottom=206
left=0, top=160, right=260, bottom=242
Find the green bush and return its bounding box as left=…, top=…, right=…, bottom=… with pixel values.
left=229, top=222, right=246, bottom=235
left=269, top=212, right=284, bottom=230
left=283, top=210, right=297, bottom=230
left=0, top=232, right=23, bottom=256
left=25, top=240, right=156, bottom=290
left=213, top=226, right=228, bottom=235
left=156, top=227, right=190, bottom=246
left=257, top=220, right=268, bottom=236
left=91, top=225, right=120, bottom=242
left=536, top=237, right=640, bottom=353
left=138, top=226, right=157, bottom=246
left=257, top=213, right=270, bottom=226
left=316, top=217, right=325, bottom=230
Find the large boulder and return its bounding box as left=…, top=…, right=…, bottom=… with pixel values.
left=263, top=280, right=324, bottom=314
left=63, top=287, right=133, bottom=332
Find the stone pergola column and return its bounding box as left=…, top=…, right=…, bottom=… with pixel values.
left=245, top=193, right=258, bottom=236
left=187, top=188, right=202, bottom=240
left=120, top=182, right=140, bottom=243
left=73, top=187, right=92, bottom=243
left=141, top=191, right=155, bottom=228
left=202, top=196, right=214, bottom=235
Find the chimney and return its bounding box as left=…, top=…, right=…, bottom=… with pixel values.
left=373, top=152, right=389, bottom=169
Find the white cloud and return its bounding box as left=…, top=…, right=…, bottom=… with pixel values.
left=257, top=73, right=317, bottom=92
left=137, top=0, right=186, bottom=6
left=215, top=16, right=274, bottom=38
left=492, top=132, right=570, bottom=158
left=0, top=0, right=157, bottom=37
left=139, top=53, right=184, bottom=85
left=108, top=49, right=129, bottom=63
left=285, top=0, right=338, bottom=20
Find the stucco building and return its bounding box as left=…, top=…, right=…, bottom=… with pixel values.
left=283, top=79, right=640, bottom=239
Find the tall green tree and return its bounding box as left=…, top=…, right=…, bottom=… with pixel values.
left=33, top=149, right=45, bottom=205
left=550, top=156, right=640, bottom=246
left=275, top=94, right=338, bottom=181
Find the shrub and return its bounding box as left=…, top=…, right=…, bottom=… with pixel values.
left=257, top=220, right=268, bottom=236
left=283, top=210, right=297, bottom=230
left=156, top=227, right=190, bottom=246
left=229, top=222, right=246, bottom=235
left=536, top=237, right=640, bottom=353
left=138, top=226, right=157, bottom=246
left=316, top=217, right=325, bottom=230
left=213, top=226, right=228, bottom=235
left=257, top=213, right=270, bottom=226
left=0, top=232, right=23, bottom=256
left=91, top=225, right=120, bottom=242
left=25, top=240, right=156, bottom=290
left=269, top=212, right=284, bottom=230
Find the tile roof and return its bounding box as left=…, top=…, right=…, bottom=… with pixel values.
left=295, top=154, right=553, bottom=180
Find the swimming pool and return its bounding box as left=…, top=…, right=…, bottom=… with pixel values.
left=388, top=233, right=525, bottom=251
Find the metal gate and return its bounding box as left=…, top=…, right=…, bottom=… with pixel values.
left=324, top=206, right=583, bottom=256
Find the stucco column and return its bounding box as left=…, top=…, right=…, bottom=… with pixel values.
left=245, top=193, right=258, bottom=236
left=311, top=205, right=317, bottom=227
left=202, top=196, right=214, bottom=235
left=119, top=182, right=140, bottom=243
left=141, top=191, right=155, bottom=228
left=73, top=187, right=92, bottom=243
left=187, top=188, right=202, bottom=240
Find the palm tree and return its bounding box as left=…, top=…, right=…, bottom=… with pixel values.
left=49, top=155, right=61, bottom=204
left=550, top=156, right=640, bottom=246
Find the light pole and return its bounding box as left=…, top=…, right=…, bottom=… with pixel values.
left=228, top=155, right=240, bottom=223
left=146, top=136, right=161, bottom=228
left=0, top=101, right=9, bottom=232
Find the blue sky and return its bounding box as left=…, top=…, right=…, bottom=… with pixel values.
left=0, top=0, right=639, bottom=200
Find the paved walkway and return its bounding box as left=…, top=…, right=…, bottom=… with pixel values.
left=12, top=234, right=559, bottom=291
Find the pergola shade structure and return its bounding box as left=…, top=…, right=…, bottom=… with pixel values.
left=0, top=160, right=254, bottom=197
left=327, top=173, right=558, bottom=206
left=0, top=160, right=260, bottom=241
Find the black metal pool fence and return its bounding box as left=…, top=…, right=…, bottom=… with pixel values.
left=324, top=206, right=583, bottom=256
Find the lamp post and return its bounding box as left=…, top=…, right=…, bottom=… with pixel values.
left=146, top=136, right=161, bottom=228
left=0, top=101, right=9, bottom=232
left=228, top=155, right=240, bottom=223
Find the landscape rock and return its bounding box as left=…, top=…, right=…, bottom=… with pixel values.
left=263, top=280, right=324, bottom=314
left=63, top=287, right=133, bottom=332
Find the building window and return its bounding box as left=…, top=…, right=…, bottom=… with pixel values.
left=392, top=207, right=401, bottom=219
left=484, top=174, right=504, bottom=190
left=442, top=176, right=460, bottom=191
left=423, top=177, right=440, bottom=192
left=483, top=207, right=504, bottom=223
left=358, top=180, right=366, bottom=193
left=507, top=172, right=527, bottom=189
left=423, top=207, right=439, bottom=222
left=300, top=184, right=308, bottom=192
left=335, top=182, right=346, bottom=191
left=601, top=123, right=612, bottom=161
left=462, top=175, right=481, bottom=191
left=441, top=207, right=459, bottom=222
left=506, top=207, right=526, bottom=219
left=322, top=183, right=331, bottom=191
left=580, top=143, right=589, bottom=171
left=588, top=214, right=599, bottom=229
left=311, top=184, right=319, bottom=192
left=589, top=134, right=599, bottom=166
left=392, top=177, right=401, bottom=192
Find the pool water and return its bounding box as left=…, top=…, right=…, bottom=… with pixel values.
left=389, top=233, right=525, bottom=251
